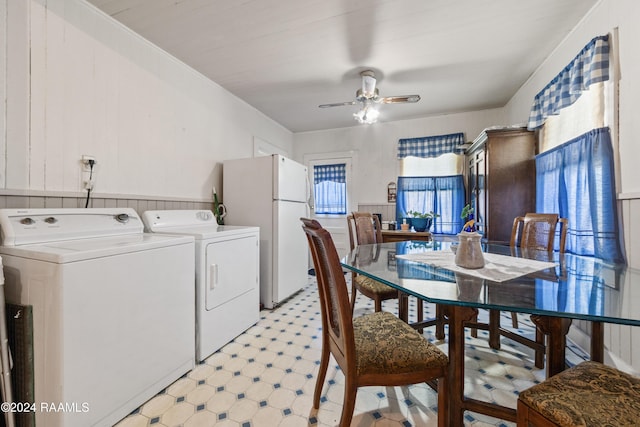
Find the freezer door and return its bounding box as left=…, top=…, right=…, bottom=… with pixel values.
left=273, top=155, right=308, bottom=203
left=272, top=200, right=308, bottom=306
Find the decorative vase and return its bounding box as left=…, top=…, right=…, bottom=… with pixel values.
left=454, top=231, right=485, bottom=269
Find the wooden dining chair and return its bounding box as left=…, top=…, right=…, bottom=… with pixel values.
left=301, top=218, right=449, bottom=427
left=489, top=213, right=568, bottom=368
left=347, top=212, right=399, bottom=312
left=517, top=361, right=640, bottom=426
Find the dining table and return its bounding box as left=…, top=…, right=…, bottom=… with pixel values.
left=340, top=239, right=640, bottom=425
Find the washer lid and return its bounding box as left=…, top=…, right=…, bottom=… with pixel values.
left=0, top=233, right=193, bottom=263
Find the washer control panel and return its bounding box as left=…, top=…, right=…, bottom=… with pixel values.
left=0, top=208, right=143, bottom=246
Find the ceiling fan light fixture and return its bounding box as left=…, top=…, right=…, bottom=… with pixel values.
left=319, top=69, right=419, bottom=125
left=361, top=71, right=377, bottom=99
left=353, top=104, right=379, bottom=124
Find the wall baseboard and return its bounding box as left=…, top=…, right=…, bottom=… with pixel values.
left=568, top=325, right=638, bottom=375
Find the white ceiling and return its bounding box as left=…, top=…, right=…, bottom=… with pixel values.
left=86, top=0, right=598, bottom=133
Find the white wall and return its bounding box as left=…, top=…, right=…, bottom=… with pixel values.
left=1, top=0, right=293, bottom=202
left=504, top=0, right=640, bottom=197
left=293, top=108, right=505, bottom=204
left=0, top=0, right=6, bottom=189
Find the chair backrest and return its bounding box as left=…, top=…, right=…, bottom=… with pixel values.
left=346, top=214, right=356, bottom=251
left=352, top=212, right=383, bottom=246
left=301, top=218, right=355, bottom=368
left=510, top=213, right=568, bottom=253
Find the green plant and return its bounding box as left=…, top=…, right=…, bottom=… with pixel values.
left=460, top=204, right=474, bottom=219
left=407, top=210, right=440, bottom=219
left=460, top=204, right=476, bottom=232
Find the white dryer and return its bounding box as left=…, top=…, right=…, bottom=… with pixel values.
left=0, top=208, right=195, bottom=427
left=142, top=210, right=260, bottom=362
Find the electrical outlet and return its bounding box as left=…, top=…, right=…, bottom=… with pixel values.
left=81, top=155, right=97, bottom=171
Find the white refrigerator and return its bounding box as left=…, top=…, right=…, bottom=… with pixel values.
left=223, top=154, right=309, bottom=309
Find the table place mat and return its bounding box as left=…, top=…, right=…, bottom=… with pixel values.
left=395, top=251, right=557, bottom=282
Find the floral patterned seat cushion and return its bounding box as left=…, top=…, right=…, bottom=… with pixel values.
left=354, top=275, right=398, bottom=298
left=353, top=311, right=448, bottom=376
left=519, top=360, right=640, bottom=426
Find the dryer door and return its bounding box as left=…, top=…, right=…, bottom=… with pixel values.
left=205, top=235, right=258, bottom=311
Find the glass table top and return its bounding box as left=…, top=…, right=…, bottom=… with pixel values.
left=341, top=240, right=640, bottom=326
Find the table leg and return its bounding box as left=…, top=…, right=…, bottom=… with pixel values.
left=435, top=305, right=445, bottom=340
left=488, top=309, right=501, bottom=349
left=530, top=315, right=572, bottom=377
left=398, top=292, right=409, bottom=323
left=445, top=305, right=478, bottom=426
left=591, top=321, right=604, bottom=363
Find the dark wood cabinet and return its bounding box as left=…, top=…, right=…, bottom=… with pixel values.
left=466, top=128, right=536, bottom=244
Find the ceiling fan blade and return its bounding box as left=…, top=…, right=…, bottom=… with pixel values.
left=379, top=95, right=421, bottom=104
left=318, top=101, right=357, bottom=108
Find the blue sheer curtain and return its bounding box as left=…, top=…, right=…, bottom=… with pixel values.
left=313, top=163, right=346, bottom=214
left=536, top=127, right=624, bottom=262
left=396, top=176, right=465, bottom=234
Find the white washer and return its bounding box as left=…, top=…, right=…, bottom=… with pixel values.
left=0, top=208, right=195, bottom=427
left=142, top=210, right=259, bottom=362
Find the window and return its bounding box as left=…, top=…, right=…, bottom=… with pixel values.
left=396, top=176, right=465, bottom=234
left=397, top=133, right=466, bottom=234
left=312, top=163, right=347, bottom=215
left=528, top=34, right=623, bottom=262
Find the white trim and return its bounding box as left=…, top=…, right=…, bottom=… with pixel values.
left=253, top=136, right=288, bottom=157
left=618, top=192, right=640, bottom=200
left=304, top=151, right=358, bottom=216
left=0, top=188, right=211, bottom=203
left=567, top=326, right=638, bottom=375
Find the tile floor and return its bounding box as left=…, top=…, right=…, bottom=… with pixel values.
left=115, top=275, right=588, bottom=427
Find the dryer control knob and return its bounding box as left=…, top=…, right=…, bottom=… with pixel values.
left=44, top=217, right=58, bottom=224
left=115, top=213, right=130, bottom=223
left=20, top=217, right=35, bottom=225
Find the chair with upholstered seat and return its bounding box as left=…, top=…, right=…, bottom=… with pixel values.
left=517, top=361, right=640, bottom=426
left=488, top=213, right=568, bottom=368
left=301, top=218, right=449, bottom=427
left=346, top=213, right=398, bottom=312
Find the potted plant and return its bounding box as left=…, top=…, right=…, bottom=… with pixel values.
left=406, top=210, right=440, bottom=232
left=460, top=204, right=476, bottom=232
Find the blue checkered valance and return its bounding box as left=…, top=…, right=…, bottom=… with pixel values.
left=527, top=35, right=610, bottom=130
left=313, top=163, right=346, bottom=184
left=397, top=132, right=465, bottom=159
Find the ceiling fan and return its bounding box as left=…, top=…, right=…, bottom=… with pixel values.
left=318, top=70, right=421, bottom=124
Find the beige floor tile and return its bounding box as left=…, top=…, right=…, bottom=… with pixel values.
left=160, top=402, right=195, bottom=426
left=139, top=394, right=175, bottom=418
left=183, top=410, right=218, bottom=427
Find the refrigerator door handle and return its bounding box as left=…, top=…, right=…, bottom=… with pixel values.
left=305, top=173, right=313, bottom=212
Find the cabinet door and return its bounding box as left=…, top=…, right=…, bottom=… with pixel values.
left=467, top=149, right=486, bottom=236
left=476, top=150, right=486, bottom=236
